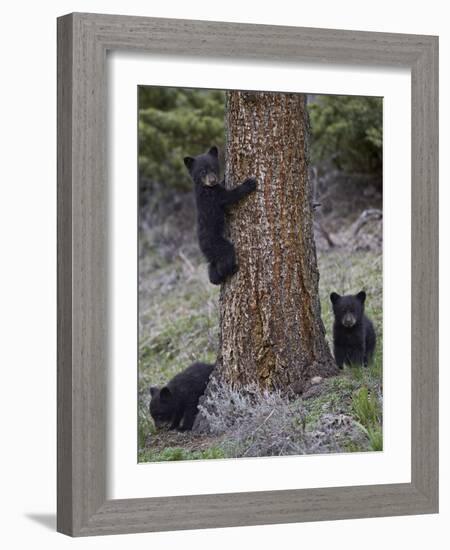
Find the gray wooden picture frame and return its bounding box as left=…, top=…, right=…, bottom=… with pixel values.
left=57, top=12, right=439, bottom=537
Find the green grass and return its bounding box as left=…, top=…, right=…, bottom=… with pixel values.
left=316, top=247, right=383, bottom=452
left=302, top=375, right=357, bottom=428
left=138, top=445, right=226, bottom=463
left=318, top=249, right=383, bottom=345
left=366, top=427, right=383, bottom=451
left=351, top=386, right=383, bottom=451
left=138, top=250, right=219, bottom=392
left=352, top=387, right=380, bottom=427
left=138, top=235, right=383, bottom=460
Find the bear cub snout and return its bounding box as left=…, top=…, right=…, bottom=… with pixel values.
left=330, top=290, right=376, bottom=368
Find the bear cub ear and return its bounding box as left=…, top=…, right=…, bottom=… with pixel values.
left=356, top=290, right=366, bottom=303
left=330, top=292, right=340, bottom=304
left=184, top=156, right=195, bottom=170
left=150, top=386, right=159, bottom=398
left=208, top=145, right=218, bottom=157
left=159, top=386, right=172, bottom=402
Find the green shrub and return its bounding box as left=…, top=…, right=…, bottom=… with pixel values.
left=139, top=87, right=225, bottom=191
left=309, top=95, right=382, bottom=174
left=138, top=89, right=382, bottom=202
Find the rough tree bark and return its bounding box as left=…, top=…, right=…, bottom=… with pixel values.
left=215, top=91, right=337, bottom=395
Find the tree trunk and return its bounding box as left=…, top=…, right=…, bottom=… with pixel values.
left=217, top=91, right=337, bottom=394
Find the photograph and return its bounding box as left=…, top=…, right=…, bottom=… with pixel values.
left=137, top=86, right=383, bottom=462
left=51, top=9, right=439, bottom=538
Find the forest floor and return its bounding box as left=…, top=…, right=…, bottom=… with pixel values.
left=138, top=172, right=383, bottom=462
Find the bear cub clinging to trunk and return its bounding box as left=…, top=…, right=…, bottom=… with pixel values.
left=149, top=362, right=214, bottom=431
left=330, top=291, right=376, bottom=368
left=184, top=146, right=257, bottom=285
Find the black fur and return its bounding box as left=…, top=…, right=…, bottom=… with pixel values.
left=184, top=146, right=257, bottom=284
left=330, top=291, right=376, bottom=368
left=149, top=362, right=214, bottom=431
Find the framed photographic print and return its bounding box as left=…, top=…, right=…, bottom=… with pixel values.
left=57, top=13, right=438, bottom=536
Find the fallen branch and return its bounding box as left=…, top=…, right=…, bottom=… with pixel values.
left=178, top=250, right=195, bottom=274
left=352, top=209, right=383, bottom=237
left=314, top=220, right=336, bottom=248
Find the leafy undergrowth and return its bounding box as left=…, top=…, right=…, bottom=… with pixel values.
left=138, top=196, right=383, bottom=462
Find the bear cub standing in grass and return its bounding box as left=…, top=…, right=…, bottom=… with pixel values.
left=184, top=146, right=257, bottom=284
left=149, top=362, right=214, bottom=431
left=330, top=291, right=376, bottom=368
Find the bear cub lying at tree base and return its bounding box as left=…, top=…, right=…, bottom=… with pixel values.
left=330, top=290, right=376, bottom=368
left=184, top=146, right=257, bottom=285
left=149, top=362, right=214, bottom=431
